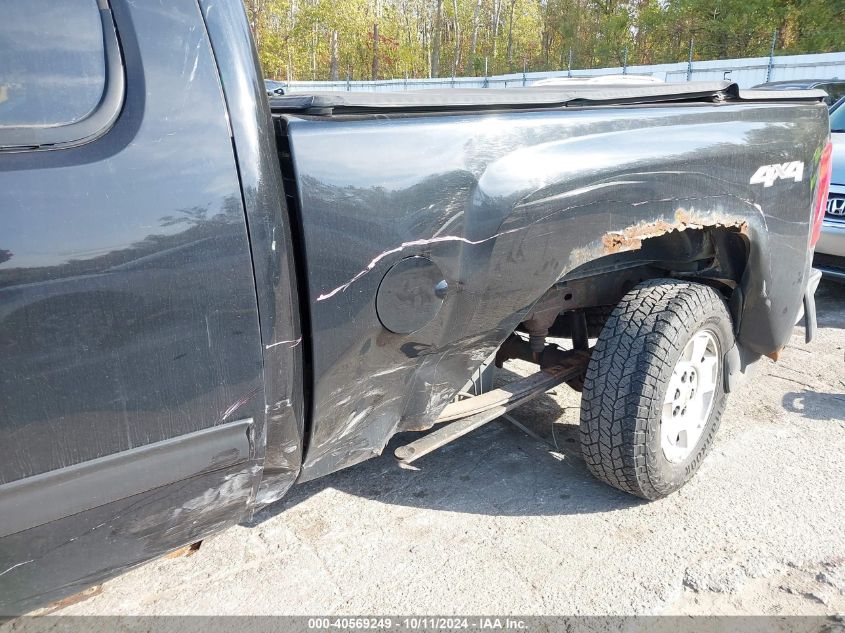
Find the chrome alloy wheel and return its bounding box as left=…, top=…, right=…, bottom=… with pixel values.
left=660, top=329, right=720, bottom=463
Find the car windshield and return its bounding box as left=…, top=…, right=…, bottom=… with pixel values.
left=831, top=101, right=845, bottom=133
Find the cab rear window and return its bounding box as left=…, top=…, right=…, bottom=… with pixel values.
left=0, top=0, right=106, bottom=128
left=0, top=0, right=123, bottom=150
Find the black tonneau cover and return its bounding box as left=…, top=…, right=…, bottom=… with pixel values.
left=270, top=81, right=827, bottom=116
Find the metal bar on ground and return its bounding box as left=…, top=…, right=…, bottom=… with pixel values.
left=435, top=350, right=589, bottom=423
left=394, top=356, right=588, bottom=465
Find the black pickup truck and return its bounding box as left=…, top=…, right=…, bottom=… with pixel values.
left=0, top=0, right=833, bottom=616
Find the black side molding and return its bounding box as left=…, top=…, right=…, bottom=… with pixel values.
left=0, top=419, right=252, bottom=539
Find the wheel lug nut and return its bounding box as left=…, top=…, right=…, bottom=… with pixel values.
left=674, top=389, right=681, bottom=401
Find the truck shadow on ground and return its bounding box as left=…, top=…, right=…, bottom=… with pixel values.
left=253, top=368, right=644, bottom=523
left=782, top=390, right=845, bottom=421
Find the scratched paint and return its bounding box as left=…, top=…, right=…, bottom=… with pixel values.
left=316, top=231, right=524, bottom=301
left=284, top=99, right=827, bottom=481
left=264, top=337, right=302, bottom=350
left=0, top=560, right=33, bottom=578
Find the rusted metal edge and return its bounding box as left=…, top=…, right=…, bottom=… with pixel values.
left=601, top=209, right=749, bottom=256
left=394, top=356, right=589, bottom=465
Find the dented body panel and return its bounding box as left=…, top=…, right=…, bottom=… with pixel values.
left=0, top=0, right=828, bottom=617
left=283, top=102, right=828, bottom=480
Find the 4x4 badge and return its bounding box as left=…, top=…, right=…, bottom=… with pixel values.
left=750, top=161, right=805, bottom=187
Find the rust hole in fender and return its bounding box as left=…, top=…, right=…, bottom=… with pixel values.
left=601, top=209, right=749, bottom=255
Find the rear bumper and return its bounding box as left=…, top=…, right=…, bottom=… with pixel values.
left=817, top=218, right=845, bottom=257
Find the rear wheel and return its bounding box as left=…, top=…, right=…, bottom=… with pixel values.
left=579, top=279, right=733, bottom=500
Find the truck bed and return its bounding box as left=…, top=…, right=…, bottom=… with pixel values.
left=273, top=86, right=829, bottom=481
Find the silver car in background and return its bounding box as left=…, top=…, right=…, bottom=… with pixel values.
left=816, top=97, right=845, bottom=279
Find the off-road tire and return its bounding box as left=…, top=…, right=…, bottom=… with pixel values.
left=579, top=279, right=733, bottom=500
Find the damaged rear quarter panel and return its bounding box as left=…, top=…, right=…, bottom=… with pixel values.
left=286, top=101, right=828, bottom=480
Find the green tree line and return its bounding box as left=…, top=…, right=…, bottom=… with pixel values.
left=246, top=0, right=845, bottom=81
